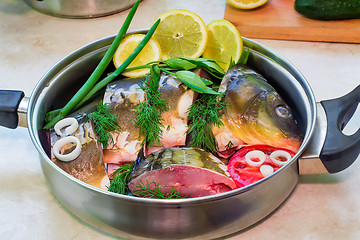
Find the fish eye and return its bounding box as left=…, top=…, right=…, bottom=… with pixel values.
left=275, top=105, right=291, bottom=118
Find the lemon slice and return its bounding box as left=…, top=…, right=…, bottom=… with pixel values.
left=202, top=20, right=243, bottom=71
left=113, top=34, right=162, bottom=78
left=153, top=9, right=207, bottom=60
left=226, top=0, right=268, bottom=9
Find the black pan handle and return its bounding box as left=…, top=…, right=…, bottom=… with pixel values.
left=319, top=85, right=360, bottom=173
left=0, top=90, right=25, bottom=129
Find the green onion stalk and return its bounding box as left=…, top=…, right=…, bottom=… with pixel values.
left=74, top=19, right=161, bottom=110
left=44, top=0, right=143, bottom=130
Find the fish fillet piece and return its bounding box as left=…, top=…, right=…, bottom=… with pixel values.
left=102, top=78, right=145, bottom=165
left=50, top=118, right=109, bottom=190
left=128, top=148, right=237, bottom=198
left=103, top=74, right=195, bottom=167
left=146, top=73, right=196, bottom=155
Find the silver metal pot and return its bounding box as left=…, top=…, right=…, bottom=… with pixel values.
left=24, top=0, right=140, bottom=19
left=0, top=30, right=359, bottom=239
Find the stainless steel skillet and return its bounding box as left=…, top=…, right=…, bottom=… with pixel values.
left=0, top=30, right=359, bottom=239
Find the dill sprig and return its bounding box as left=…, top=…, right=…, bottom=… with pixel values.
left=86, top=101, right=121, bottom=147
left=107, top=163, right=133, bottom=195
left=187, top=92, right=226, bottom=154
left=135, top=65, right=169, bottom=147
left=134, top=180, right=187, bottom=199
left=225, top=141, right=234, bottom=150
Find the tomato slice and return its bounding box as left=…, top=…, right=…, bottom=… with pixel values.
left=228, top=145, right=295, bottom=187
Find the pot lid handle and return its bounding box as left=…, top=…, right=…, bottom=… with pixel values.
left=0, top=90, right=25, bottom=129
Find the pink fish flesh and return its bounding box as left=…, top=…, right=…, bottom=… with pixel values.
left=128, top=148, right=237, bottom=198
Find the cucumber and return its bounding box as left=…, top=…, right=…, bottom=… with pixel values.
left=294, top=0, right=360, bottom=20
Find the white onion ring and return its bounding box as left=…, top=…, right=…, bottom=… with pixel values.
left=54, top=117, right=79, bottom=136
left=245, top=150, right=266, bottom=167
left=270, top=150, right=292, bottom=166
left=53, top=136, right=81, bottom=162
left=260, top=165, right=274, bottom=177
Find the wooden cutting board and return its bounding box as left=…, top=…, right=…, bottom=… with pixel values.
left=224, top=0, right=360, bottom=43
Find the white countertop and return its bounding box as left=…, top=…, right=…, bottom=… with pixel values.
left=0, top=0, right=360, bottom=239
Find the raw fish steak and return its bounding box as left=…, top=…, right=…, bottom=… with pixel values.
left=128, top=148, right=237, bottom=198
left=102, top=78, right=145, bottom=167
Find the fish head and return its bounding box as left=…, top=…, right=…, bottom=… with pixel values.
left=222, top=64, right=302, bottom=152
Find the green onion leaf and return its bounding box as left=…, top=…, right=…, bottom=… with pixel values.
left=174, top=70, right=220, bottom=95
left=179, top=57, right=225, bottom=79
left=165, top=57, right=197, bottom=70
left=45, top=109, right=61, bottom=123
left=203, top=87, right=221, bottom=95
left=174, top=71, right=208, bottom=91
left=238, top=48, right=250, bottom=65
left=201, top=78, right=213, bottom=86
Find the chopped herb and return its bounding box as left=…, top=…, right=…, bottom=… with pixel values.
left=225, top=141, right=234, bottom=150
left=86, top=101, right=121, bottom=147
left=108, top=163, right=133, bottom=195
left=187, top=92, right=226, bottom=154
left=134, top=180, right=187, bottom=199
left=135, top=65, right=169, bottom=147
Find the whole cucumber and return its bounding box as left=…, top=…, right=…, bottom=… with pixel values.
left=294, top=0, right=360, bottom=20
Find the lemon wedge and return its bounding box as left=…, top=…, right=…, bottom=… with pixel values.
left=226, top=0, right=268, bottom=9
left=153, top=9, right=207, bottom=60
left=113, top=34, right=162, bottom=78
left=202, top=20, right=243, bottom=71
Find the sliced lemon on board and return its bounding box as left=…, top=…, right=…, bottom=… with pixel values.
left=113, top=34, right=162, bottom=78
left=202, top=20, right=243, bottom=71
left=153, top=9, right=207, bottom=60
left=226, top=0, right=268, bottom=9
